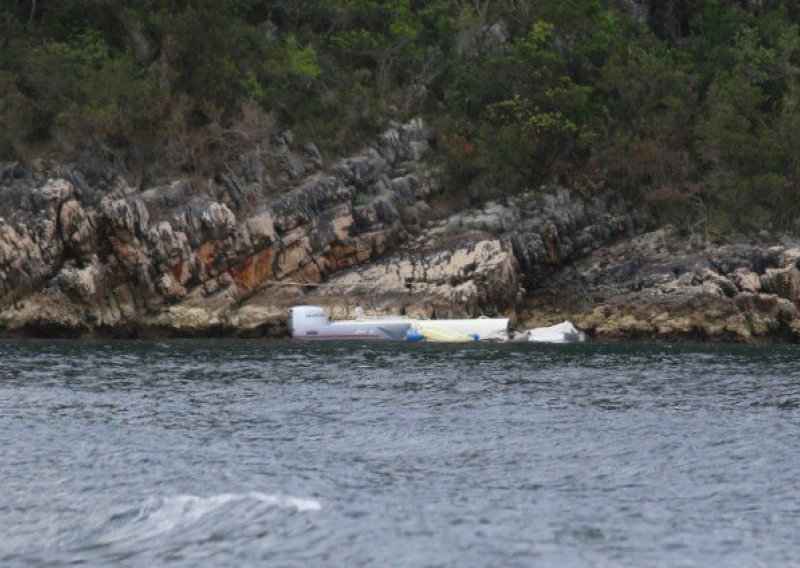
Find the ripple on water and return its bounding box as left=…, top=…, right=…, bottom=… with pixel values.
left=1, top=340, right=799, bottom=566
left=18, top=493, right=322, bottom=565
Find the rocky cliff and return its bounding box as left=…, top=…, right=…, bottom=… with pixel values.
left=522, top=229, right=800, bottom=342
left=0, top=120, right=429, bottom=336
left=1, top=119, right=800, bottom=341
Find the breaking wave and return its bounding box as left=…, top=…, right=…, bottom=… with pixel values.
left=77, top=492, right=321, bottom=553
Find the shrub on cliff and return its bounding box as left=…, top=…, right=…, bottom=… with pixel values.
left=3, top=0, right=800, bottom=236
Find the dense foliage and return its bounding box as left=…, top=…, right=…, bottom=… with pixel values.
left=3, top=1, right=800, bottom=234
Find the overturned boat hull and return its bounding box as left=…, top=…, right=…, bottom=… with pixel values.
left=293, top=321, right=412, bottom=341
left=289, top=306, right=510, bottom=342
left=289, top=306, right=411, bottom=340
left=524, top=321, right=587, bottom=343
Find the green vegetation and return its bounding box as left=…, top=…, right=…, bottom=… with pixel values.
left=3, top=1, right=800, bottom=234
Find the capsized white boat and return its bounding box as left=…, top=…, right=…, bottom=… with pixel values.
left=288, top=306, right=510, bottom=342
left=289, top=306, right=412, bottom=340
left=523, top=321, right=586, bottom=343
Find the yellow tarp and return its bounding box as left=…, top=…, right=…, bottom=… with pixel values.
left=417, top=324, right=476, bottom=343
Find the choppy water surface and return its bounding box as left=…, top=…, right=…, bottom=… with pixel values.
left=1, top=340, right=799, bottom=566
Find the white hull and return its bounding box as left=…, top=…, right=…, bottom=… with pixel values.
left=525, top=321, right=586, bottom=343
left=289, top=306, right=510, bottom=342
left=289, top=306, right=412, bottom=340
left=293, top=320, right=412, bottom=340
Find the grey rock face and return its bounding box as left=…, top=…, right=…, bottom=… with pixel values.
left=448, top=187, right=635, bottom=292
left=0, top=111, right=655, bottom=338
left=523, top=229, right=800, bottom=341
left=285, top=185, right=638, bottom=324
left=0, top=113, right=639, bottom=336
left=0, top=120, right=438, bottom=335
left=4, top=114, right=797, bottom=341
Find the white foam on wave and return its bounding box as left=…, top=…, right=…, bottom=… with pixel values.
left=149, top=491, right=322, bottom=513
left=95, top=492, right=321, bottom=545
left=247, top=491, right=323, bottom=512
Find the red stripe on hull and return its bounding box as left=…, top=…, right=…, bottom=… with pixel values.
left=293, top=333, right=392, bottom=340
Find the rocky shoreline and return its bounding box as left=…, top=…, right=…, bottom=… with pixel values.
left=523, top=229, right=800, bottom=343
left=1, top=120, right=799, bottom=342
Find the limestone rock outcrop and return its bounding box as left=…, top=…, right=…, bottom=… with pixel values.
left=304, top=239, right=521, bottom=320
left=522, top=229, right=800, bottom=342
left=0, top=120, right=436, bottom=335
left=0, top=112, right=639, bottom=337
left=3, top=118, right=800, bottom=342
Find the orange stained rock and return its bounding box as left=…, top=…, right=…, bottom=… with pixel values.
left=170, top=261, right=185, bottom=284
left=197, top=241, right=218, bottom=268
left=231, top=247, right=275, bottom=291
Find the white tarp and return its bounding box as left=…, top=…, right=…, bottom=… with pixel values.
left=526, top=321, right=586, bottom=343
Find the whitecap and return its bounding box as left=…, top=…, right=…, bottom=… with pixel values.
left=91, top=492, right=321, bottom=546
left=247, top=491, right=323, bottom=512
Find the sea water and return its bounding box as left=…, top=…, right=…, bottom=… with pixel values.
left=1, top=340, right=799, bottom=566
